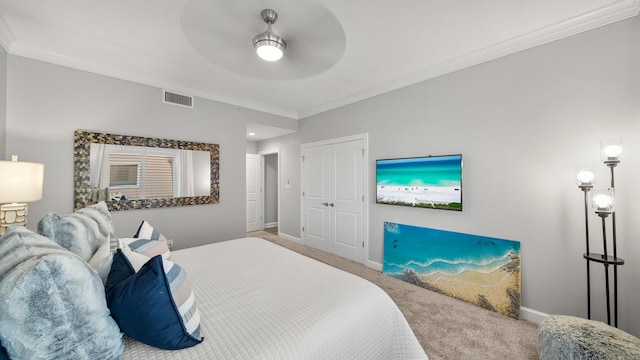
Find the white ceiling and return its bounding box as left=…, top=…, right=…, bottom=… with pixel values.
left=0, top=0, right=638, bottom=138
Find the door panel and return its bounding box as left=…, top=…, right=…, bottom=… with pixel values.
left=246, top=154, right=261, bottom=232
left=302, top=145, right=331, bottom=252
left=305, top=151, right=328, bottom=199
left=333, top=148, right=358, bottom=201
left=333, top=210, right=358, bottom=247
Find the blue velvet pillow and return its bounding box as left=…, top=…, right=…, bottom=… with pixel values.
left=0, top=344, right=8, bottom=360
left=105, top=249, right=202, bottom=350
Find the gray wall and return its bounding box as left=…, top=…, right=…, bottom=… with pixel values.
left=0, top=46, right=6, bottom=160
left=258, top=134, right=301, bottom=236
left=264, top=153, right=278, bottom=224
left=4, top=55, right=289, bottom=249
left=246, top=141, right=258, bottom=154
left=260, top=16, right=640, bottom=335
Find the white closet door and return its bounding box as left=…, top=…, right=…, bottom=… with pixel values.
left=302, top=139, right=364, bottom=263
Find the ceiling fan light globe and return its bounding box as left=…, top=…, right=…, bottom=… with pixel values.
left=255, top=41, right=284, bottom=61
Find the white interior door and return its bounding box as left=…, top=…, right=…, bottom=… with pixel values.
left=246, top=154, right=261, bottom=232
left=302, top=138, right=365, bottom=263
left=301, top=145, right=332, bottom=252
left=331, top=139, right=364, bottom=263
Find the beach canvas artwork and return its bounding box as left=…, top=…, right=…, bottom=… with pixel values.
left=376, top=154, right=462, bottom=211
left=383, top=222, right=521, bottom=319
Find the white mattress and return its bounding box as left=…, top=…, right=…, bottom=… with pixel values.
left=122, top=237, right=427, bottom=360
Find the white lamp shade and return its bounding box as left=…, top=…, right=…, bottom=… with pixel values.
left=600, top=138, right=623, bottom=161
left=575, top=166, right=595, bottom=186
left=591, top=188, right=615, bottom=212
left=0, top=159, right=44, bottom=203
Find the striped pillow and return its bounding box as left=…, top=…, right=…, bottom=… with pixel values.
left=105, top=248, right=202, bottom=350
left=125, top=238, right=171, bottom=261
left=132, top=221, right=172, bottom=258
left=134, top=221, right=167, bottom=241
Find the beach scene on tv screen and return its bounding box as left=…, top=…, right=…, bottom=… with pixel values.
left=376, top=155, right=462, bottom=210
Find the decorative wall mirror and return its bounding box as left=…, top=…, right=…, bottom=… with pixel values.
left=74, top=130, right=219, bottom=211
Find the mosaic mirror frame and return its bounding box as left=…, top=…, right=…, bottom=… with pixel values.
left=74, top=130, right=220, bottom=211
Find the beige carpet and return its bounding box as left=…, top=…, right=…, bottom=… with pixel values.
left=248, top=230, right=539, bottom=360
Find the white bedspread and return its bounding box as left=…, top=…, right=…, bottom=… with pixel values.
left=122, top=237, right=427, bottom=360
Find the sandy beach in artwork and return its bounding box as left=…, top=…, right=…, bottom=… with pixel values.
left=421, top=266, right=521, bottom=317
left=376, top=185, right=461, bottom=207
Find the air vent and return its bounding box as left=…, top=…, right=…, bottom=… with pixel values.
left=163, top=90, right=193, bottom=108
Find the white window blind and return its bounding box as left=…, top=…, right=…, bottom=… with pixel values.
left=108, top=152, right=174, bottom=199
left=145, top=155, right=174, bottom=198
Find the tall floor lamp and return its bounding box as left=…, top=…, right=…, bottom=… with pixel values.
left=0, top=155, right=45, bottom=236
left=575, top=139, right=624, bottom=327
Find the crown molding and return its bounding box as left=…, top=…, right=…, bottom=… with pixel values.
left=2, top=1, right=638, bottom=121
left=0, top=15, right=16, bottom=53
left=298, top=0, right=640, bottom=119
left=7, top=42, right=300, bottom=120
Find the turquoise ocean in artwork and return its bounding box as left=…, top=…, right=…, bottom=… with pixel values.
left=383, top=222, right=520, bottom=278
left=376, top=155, right=461, bottom=187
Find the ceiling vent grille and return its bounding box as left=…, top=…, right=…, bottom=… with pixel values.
left=163, top=90, right=193, bottom=108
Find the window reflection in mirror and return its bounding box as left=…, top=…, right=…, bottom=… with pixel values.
left=90, top=144, right=210, bottom=200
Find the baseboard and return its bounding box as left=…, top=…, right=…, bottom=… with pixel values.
left=521, top=306, right=549, bottom=324
left=264, top=222, right=278, bottom=229
left=278, top=232, right=302, bottom=244
left=367, top=260, right=383, bottom=271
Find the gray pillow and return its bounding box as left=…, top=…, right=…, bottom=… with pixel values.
left=38, top=201, right=114, bottom=261
left=0, top=226, right=123, bottom=360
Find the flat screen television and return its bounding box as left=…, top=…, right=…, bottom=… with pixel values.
left=376, top=154, right=462, bottom=211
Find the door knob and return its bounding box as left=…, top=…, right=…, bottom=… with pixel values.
left=322, top=202, right=329, bottom=206
left=329, top=203, right=334, bottom=207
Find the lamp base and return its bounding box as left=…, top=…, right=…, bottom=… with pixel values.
left=0, top=203, right=28, bottom=236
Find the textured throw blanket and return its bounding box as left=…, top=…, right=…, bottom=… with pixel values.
left=0, top=226, right=123, bottom=360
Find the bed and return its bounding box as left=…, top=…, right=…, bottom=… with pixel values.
left=122, top=237, right=428, bottom=360
left=0, top=202, right=427, bottom=360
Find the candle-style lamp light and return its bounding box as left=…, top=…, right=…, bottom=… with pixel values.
left=577, top=139, right=624, bottom=328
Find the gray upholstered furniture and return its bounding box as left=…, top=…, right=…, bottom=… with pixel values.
left=539, top=315, right=640, bottom=360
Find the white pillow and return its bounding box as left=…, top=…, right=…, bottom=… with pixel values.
left=87, top=233, right=116, bottom=285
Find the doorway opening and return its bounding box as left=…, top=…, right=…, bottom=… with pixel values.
left=262, top=152, right=279, bottom=235
left=246, top=149, right=280, bottom=235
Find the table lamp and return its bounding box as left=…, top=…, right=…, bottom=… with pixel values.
left=0, top=155, right=44, bottom=235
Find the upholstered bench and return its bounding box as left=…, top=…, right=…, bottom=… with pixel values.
left=538, top=315, right=640, bottom=360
